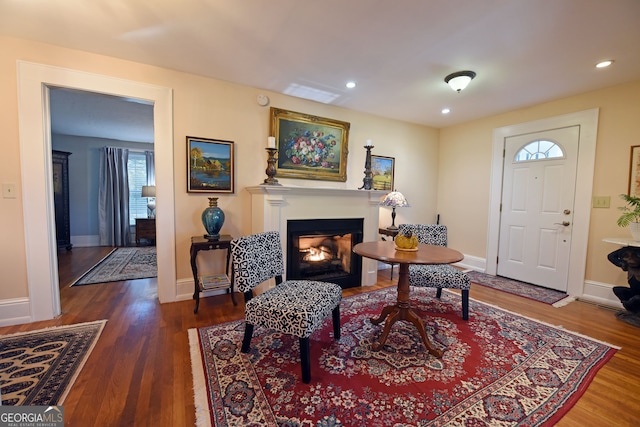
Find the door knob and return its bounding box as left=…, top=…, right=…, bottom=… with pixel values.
left=554, top=221, right=571, bottom=226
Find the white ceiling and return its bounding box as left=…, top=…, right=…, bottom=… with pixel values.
left=49, top=88, right=154, bottom=143
left=4, top=0, right=640, bottom=141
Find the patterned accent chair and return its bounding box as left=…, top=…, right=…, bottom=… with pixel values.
left=230, top=231, right=342, bottom=384
left=398, top=224, right=470, bottom=320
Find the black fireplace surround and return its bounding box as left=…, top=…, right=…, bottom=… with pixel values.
left=286, top=218, right=363, bottom=289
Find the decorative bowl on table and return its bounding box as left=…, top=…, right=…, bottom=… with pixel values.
left=395, top=232, right=419, bottom=251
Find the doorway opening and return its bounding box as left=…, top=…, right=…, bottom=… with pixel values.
left=18, top=62, right=175, bottom=322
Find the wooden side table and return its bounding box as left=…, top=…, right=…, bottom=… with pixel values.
left=353, top=240, right=463, bottom=354
left=190, top=235, right=236, bottom=314
left=379, top=227, right=399, bottom=278
left=135, top=218, right=156, bottom=246
left=378, top=227, right=399, bottom=240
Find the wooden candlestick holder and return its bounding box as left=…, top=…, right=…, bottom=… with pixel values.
left=262, top=147, right=281, bottom=186
left=358, top=145, right=374, bottom=190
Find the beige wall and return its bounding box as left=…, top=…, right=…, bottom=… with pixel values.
left=438, top=79, right=640, bottom=288
left=0, top=35, right=438, bottom=304
left=3, top=33, right=638, bottom=314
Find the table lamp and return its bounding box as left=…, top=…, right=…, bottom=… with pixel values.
left=380, top=190, right=409, bottom=230
left=141, top=185, right=156, bottom=218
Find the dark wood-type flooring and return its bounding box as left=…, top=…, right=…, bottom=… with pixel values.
left=1, top=247, right=639, bottom=426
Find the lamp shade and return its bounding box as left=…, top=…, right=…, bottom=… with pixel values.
left=141, top=185, right=156, bottom=198
left=444, top=70, right=476, bottom=92
left=380, top=191, right=409, bottom=208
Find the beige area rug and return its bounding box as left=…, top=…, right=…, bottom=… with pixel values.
left=0, top=320, right=107, bottom=405
left=72, top=247, right=157, bottom=286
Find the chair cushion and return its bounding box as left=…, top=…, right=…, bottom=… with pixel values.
left=408, top=264, right=470, bottom=290
left=399, top=224, right=447, bottom=247
left=231, top=231, right=285, bottom=293
left=245, top=280, right=342, bottom=338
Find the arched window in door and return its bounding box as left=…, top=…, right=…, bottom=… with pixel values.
left=514, top=139, right=564, bottom=162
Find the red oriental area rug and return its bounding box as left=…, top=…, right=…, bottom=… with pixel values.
left=189, top=288, right=617, bottom=426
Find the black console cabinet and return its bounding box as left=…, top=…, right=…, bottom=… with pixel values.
left=52, top=150, right=72, bottom=251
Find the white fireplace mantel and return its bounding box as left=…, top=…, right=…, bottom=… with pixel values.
left=246, top=185, right=387, bottom=286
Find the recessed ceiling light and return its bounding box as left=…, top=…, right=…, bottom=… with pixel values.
left=442, top=108, right=451, bottom=114
left=596, top=60, right=614, bottom=68
left=346, top=81, right=356, bottom=89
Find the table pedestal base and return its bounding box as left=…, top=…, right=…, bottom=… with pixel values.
left=352, top=241, right=462, bottom=359
left=370, top=302, right=443, bottom=357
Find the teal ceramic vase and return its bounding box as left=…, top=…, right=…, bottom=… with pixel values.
left=202, top=197, right=225, bottom=239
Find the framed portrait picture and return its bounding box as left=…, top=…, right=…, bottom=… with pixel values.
left=629, top=145, right=640, bottom=197
left=371, top=155, right=395, bottom=191
left=270, top=107, right=350, bottom=182
left=187, top=136, right=235, bottom=193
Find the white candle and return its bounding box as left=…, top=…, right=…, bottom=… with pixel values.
left=268, top=136, right=276, bottom=148
left=366, top=139, right=372, bottom=147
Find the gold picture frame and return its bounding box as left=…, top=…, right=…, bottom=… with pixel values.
left=270, top=107, right=350, bottom=182
left=629, top=145, right=640, bottom=197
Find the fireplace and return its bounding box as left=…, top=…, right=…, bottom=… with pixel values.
left=247, top=185, right=384, bottom=287
left=287, top=218, right=363, bottom=289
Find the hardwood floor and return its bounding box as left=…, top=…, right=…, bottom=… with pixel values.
left=1, top=247, right=639, bottom=426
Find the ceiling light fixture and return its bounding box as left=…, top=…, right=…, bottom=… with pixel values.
left=441, top=108, right=451, bottom=114
left=444, top=70, right=476, bottom=93
left=596, top=60, right=614, bottom=68
left=346, top=81, right=356, bottom=89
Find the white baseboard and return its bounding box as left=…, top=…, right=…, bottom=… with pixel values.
left=455, top=254, right=486, bottom=272
left=0, top=297, right=32, bottom=327
left=582, top=280, right=624, bottom=309
left=445, top=254, right=624, bottom=309
left=71, top=235, right=100, bottom=247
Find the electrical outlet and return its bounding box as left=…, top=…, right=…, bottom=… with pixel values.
left=2, top=183, right=17, bottom=199
left=592, top=196, right=610, bottom=208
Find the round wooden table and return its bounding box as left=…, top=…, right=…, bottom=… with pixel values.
left=353, top=240, right=464, bottom=357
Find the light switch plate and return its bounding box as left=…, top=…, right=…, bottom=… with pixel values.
left=592, top=196, right=610, bottom=208
left=2, top=183, right=17, bottom=199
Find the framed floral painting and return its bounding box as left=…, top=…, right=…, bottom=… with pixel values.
left=270, top=107, right=350, bottom=181
left=371, top=155, right=395, bottom=191
left=187, top=136, right=235, bottom=193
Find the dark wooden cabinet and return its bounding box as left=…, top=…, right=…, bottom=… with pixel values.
left=52, top=150, right=72, bottom=251
left=135, top=218, right=156, bottom=245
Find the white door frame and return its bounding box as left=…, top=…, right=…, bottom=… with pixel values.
left=486, top=109, right=599, bottom=297
left=17, top=61, right=176, bottom=321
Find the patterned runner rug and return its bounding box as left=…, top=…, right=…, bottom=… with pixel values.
left=0, top=320, right=106, bottom=405
left=189, top=287, right=617, bottom=426
left=72, top=247, right=157, bottom=286
left=466, top=270, right=574, bottom=306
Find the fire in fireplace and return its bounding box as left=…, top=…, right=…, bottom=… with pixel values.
left=287, top=218, right=363, bottom=289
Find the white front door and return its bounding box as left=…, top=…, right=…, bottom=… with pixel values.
left=497, top=126, right=579, bottom=291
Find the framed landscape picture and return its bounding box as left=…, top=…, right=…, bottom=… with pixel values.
left=371, top=155, right=395, bottom=191
left=187, top=136, right=235, bottom=193
left=270, top=107, right=350, bottom=182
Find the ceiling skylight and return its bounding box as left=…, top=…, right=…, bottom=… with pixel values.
left=283, top=83, right=340, bottom=104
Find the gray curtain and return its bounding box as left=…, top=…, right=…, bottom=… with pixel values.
left=98, top=147, right=131, bottom=246
left=145, top=150, right=155, bottom=185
